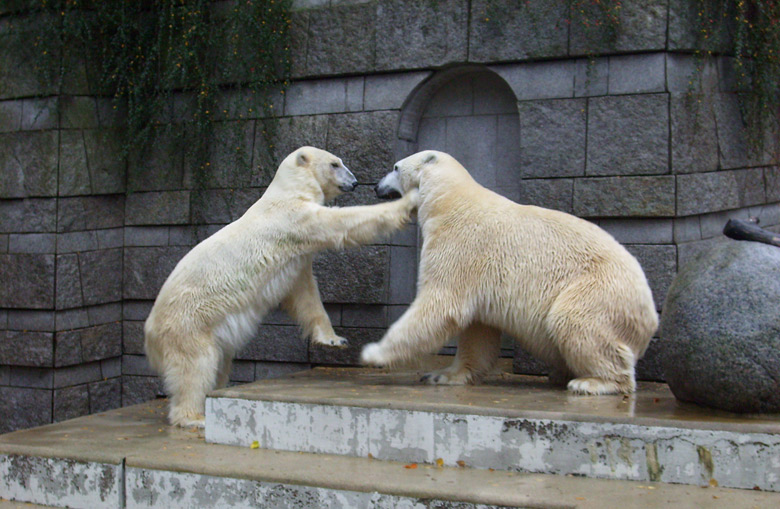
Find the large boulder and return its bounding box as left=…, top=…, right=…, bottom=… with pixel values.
left=660, top=239, right=780, bottom=413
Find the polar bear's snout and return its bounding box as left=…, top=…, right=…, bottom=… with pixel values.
left=375, top=168, right=403, bottom=200
left=336, top=164, right=358, bottom=192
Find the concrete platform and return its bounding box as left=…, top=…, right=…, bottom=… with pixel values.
left=2, top=399, right=779, bottom=508
left=207, top=367, right=780, bottom=491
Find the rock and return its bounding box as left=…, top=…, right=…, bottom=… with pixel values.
left=660, top=239, right=780, bottom=413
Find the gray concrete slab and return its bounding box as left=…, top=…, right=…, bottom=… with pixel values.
left=0, top=400, right=777, bottom=508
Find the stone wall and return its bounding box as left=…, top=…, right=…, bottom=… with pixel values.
left=1, top=0, right=778, bottom=432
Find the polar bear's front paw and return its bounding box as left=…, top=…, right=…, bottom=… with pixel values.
left=420, top=369, right=471, bottom=385
left=313, top=335, right=349, bottom=349
left=360, top=342, right=388, bottom=366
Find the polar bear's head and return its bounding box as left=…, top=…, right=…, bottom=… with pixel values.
left=280, top=146, right=358, bottom=202
left=376, top=150, right=453, bottom=199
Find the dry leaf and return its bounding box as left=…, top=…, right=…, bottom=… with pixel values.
left=709, top=478, right=719, bottom=488
left=435, top=458, right=444, bottom=468
left=404, top=463, right=418, bottom=469
left=250, top=441, right=260, bottom=449
left=456, top=460, right=466, bottom=467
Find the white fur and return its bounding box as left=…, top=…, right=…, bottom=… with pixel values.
left=145, top=147, right=419, bottom=427
left=361, top=150, right=659, bottom=395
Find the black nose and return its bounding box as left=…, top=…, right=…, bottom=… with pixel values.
left=350, top=181, right=358, bottom=191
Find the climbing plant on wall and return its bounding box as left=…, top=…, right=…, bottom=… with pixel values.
left=20, top=0, right=292, bottom=188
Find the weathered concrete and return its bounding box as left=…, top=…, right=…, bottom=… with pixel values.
left=207, top=368, right=780, bottom=492
left=1, top=399, right=778, bottom=508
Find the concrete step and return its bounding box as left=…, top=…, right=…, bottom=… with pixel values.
left=2, top=400, right=779, bottom=509
left=206, top=367, right=780, bottom=492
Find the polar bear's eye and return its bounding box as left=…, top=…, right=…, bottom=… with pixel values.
left=330, top=162, right=339, bottom=168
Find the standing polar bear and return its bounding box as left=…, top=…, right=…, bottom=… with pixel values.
left=145, top=147, right=419, bottom=427
left=361, top=150, right=658, bottom=395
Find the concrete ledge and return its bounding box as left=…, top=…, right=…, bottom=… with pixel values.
left=206, top=368, right=780, bottom=492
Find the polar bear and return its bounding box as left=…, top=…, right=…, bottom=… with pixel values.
left=361, top=150, right=658, bottom=395
left=145, top=147, right=419, bottom=427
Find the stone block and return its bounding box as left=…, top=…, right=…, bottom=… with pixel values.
left=0, top=331, right=53, bottom=367
left=665, top=54, right=719, bottom=94
left=670, top=93, right=719, bottom=174
left=519, top=99, right=586, bottom=178
left=304, top=3, right=375, bottom=75
left=255, top=361, right=311, bottom=381
left=0, top=386, right=51, bottom=433
left=0, top=253, right=55, bottom=308
left=58, top=195, right=124, bottom=234
left=677, top=169, right=766, bottom=216
left=191, top=188, right=263, bottom=225
left=127, top=129, right=185, bottom=192
left=573, top=57, right=608, bottom=97
left=53, top=361, right=102, bottom=388
left=80, top=249, right=122, bottom=305
left=124, top=226, right=168, bottom=247
left=53, top=384, right=90, bottom=422
left=309, top=326, right=384, bottom=365
left=314, top=246, right=390, bottom=304
left=573, top=176, right=676, bottom=217
left=87, top=302, right=121, bottom=326
left=122, top=375, right=165, bottom=406
left=667, top=0, right=733, bottom=52
left=55, top=322, right=122, bottom=367
left=101, top=357, right=121, bottom=379
left=0, top=33, right=56, bottom=100
left=493, top=61, right=575, bottom=101
left=237, top=325, right=308, bottom=363
left=9, top=366, right=53, bottom=388
left=598, top=218, right=673, bottom=245
left=714, top=93, right=766, bottom=169
left=168, top=226, right=195, bottom=247
left=341, top=305, right=388, bottom=328
left=389, top=245, right=417, bottom=305
left=229, top=360, right=256, bottom=383
left=0, top=99, right=21, bottom=132
left=586, top=94, right=669, bottom=176
left=673, top=215, right=701, bottom=243
left=284, top=79, right=351, bottom=117
left=288, top=9, right=310, bottom=78
left=122, top=354, right=155, bottom=376
left=569, top=0, right=667, bottom=54
left=56, top=230, right=98, bottom=254
left=0, top=364, right=9, bottom=385
left=518, top=178, right=574, bottom=214
left=625, top=244, right=677, bottom=309
left=0, top=234, right=7, bottom=252
left=0, top=131, right=58, bottom=198
left=635, top=338, right=666, bottom=382
left=89, top=378, right=121, bottom=413
left=21, top=97, right=59, bottom=131
left=8, top=233, right=55, bottom=253
left=376, top=0, right=468, bottom=70
left=55, top=308, right=89, bottom=331
left=123, top=300, right=153, bottom=321
left=123, top=322, right=144, bottom=356
left=364, top=72, right=431, bottom=111
left=699, top=209, right=752, bottom=240
left=608, top=53, right=666, bottom=94
left=56, top=253, right=83, bottom=309
left=7, top=310, right=55, bottom=331
left=469, top=0, right=568, bottom=62
left=58, top=130, right=91, bottom=196
left=192, top=121, right=257, bottom=189
left=326, top=111, right=399, bottom=184
left=123, top=246, right=189, bottom=300
left=266, top=115, right=329, bottom=168
left=766, top=167, right=780, bottom=203
left=125, top=191, right=190, bottom=226
left=0, top=198, right=57, bottom=233
left=60, top=96, right=98, bottom=128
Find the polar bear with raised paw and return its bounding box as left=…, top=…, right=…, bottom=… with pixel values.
left=361, top=150, right=658, bottom=395
left=145, top=147, right=418, bottom=427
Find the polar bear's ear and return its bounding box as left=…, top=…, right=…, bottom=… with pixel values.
left=423, top=153, right=437, bottom=165
left=296, top=151, right=310, bottom=167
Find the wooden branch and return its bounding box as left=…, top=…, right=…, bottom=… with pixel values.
left=723, top=219, right=780, bottom=248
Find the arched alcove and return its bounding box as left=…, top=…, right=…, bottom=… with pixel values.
left=397, top=66, right=521, bottom=201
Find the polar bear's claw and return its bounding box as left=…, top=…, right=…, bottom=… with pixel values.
left=314, top=336, right=349, bottom=348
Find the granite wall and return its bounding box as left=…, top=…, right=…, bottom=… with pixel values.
left=1, top=0, right=778, bottom=432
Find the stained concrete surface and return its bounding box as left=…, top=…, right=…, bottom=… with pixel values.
left=0, top=368, right=779, bottom=507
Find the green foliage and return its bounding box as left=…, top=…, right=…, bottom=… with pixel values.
left=23, top=0, right=292, bottom=189
left=694, top=0, right=780, bottom=152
